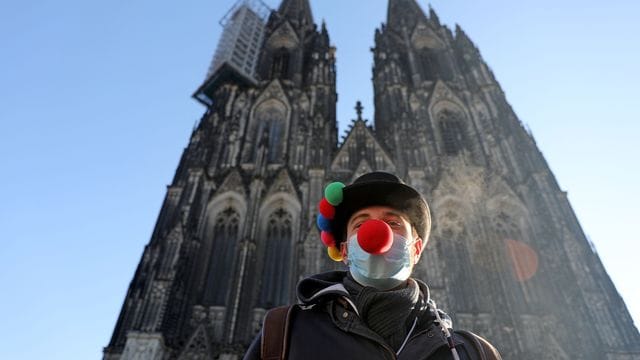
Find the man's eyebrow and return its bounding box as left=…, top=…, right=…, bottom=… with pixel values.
left=348, top=213, right=370, bottom=227
left=383, top=211, right=403, bottom=218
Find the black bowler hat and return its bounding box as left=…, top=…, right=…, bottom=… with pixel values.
left=330, top=171, right=431, bottom=245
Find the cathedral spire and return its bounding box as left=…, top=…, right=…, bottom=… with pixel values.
left=428, top=4, right=441, bottom=27
left=387, top=0, right=427, bottom=30
left=277, top=0, right=314, bottom=26
left=455, top=23, right=480, bottom=56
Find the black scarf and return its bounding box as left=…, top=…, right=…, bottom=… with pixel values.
left=343, top=274, right=422, bottom=351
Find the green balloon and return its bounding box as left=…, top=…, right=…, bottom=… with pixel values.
left=324, top=182, right=345, bottom=206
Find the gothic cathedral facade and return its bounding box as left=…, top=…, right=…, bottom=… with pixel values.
left=103, top=0, right=640, bottom=359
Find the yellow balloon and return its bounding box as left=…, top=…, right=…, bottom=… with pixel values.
left=327, top=246, right=343, bottom=262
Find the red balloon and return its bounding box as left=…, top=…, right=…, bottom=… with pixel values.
left=318, top=198, right=336, bottom=220
left=321, top=231, right=336, bottom=247
left=357, top=219, right=393, bottom=255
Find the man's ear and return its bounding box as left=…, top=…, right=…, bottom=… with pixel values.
left=413, top=237, right=424, bottom=262
left=340, top=241, right=348, bottom=264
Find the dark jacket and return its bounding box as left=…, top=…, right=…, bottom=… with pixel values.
left=244, top=271, right=501, bottom=360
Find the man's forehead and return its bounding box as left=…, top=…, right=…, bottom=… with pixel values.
left=348, top=206, right=409, bottom=223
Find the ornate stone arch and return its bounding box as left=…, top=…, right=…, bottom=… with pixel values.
left=204, top=191, right=248, bottom=228
left=485, top=195, right=532, bottom=241
left=429, top=95, right=473, bottom=156
left=244, top=96, right=290, bottom=164
left=197, top=192, right=247, bottom=306
left=436, top=108, right=467, bottom=155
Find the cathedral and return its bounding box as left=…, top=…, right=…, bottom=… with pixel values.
left=103, top=0, right=640, bottom=359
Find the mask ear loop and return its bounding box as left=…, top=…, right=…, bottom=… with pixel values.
left=341, top=234, right=357, bottom=265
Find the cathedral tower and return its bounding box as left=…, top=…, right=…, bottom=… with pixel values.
left=104, top=0, right=640, bottom=359
left=371, top=0, right=640, bottom=359
left=103, top=0, right=337, bottom=358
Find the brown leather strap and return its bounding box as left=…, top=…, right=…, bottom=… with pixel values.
left=261, top=305, right=296, bottom=360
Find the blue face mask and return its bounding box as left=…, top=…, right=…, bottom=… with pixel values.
left=347, top=232, right=414, bottom=290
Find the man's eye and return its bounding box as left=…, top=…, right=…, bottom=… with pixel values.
left=387, top=220, right=402, bottom=227
left=353, top=223, right=362, bottom=229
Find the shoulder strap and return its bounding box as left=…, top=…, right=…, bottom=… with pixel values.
left=455, top=330, right=502, bottom=360
left=260, top=305, right=297, bottom=360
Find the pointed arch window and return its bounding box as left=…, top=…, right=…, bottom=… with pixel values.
left=254, top=117, right=285, bottom=163
left=267, top=118, right=284, bottom=163
left=271, top=48, right=290, bottom=79
left=436, top=51, right=454, bottom=80
left=419, top=49, right=438, bottom=81
left=419, top=49, right=453, bottom=81
left=438, top=110, right=467, bottom=155
left=258, top=208, right=293, bottom=308
left=203, top=207, right=240, bottom=305
left=248, top=102, right=287, bottom=164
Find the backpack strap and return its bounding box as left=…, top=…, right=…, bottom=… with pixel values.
left=260, top=305, right=297, bottom=360
left=454, top=330, right=502, bottom=360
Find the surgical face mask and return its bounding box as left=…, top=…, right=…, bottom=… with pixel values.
left=346, top=232, right=414, bottom=290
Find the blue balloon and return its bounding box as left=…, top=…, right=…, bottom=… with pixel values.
left=316, top=214, right=331, bottom=231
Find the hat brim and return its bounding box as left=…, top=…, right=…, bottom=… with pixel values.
left=331, top=180, right=431, bottom=244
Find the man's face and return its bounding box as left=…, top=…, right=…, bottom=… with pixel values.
left=342, top=205, right=423, bottom=266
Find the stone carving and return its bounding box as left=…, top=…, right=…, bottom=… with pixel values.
left=177, top=325, right=212, bottom=360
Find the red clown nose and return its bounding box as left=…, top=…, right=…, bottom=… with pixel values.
left=357, top=219, right=393, bottom=255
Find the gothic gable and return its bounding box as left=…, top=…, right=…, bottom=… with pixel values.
left=350, top=159, right=373, bottom=181
left=216, top=169, right=247, bottom=197
left=177, top=325, right=212, bottom=360
left=253, top=80, right=291, bottom=112
left=266, top=21, right=300, bottom=50
left=428, top=80, right=469, bottom=116
left=264, top=168, right=300, bottom=202
left=484, top=177, right=531, bottom=223
left=411, top=23, right=445, bottom=50
left=330, top=120, right=395, bottom=173
left=204, top=170, right=248, bottom=236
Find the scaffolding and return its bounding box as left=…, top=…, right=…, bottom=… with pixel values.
left=207, top=0, right=271, bottom=82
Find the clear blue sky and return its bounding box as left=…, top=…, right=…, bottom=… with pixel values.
left=0, top=0, right=638, bottom=359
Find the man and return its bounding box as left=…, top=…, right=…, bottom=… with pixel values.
left=244, top=172, right=501, bottom=359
